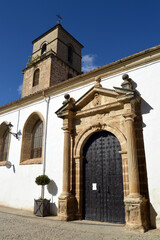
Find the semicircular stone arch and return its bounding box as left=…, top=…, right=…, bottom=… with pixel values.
left=82, top=130, right=125, bottom=223
left=20, top=111, right=45, bottom=164
left=74, top=123, right=127, bottom=159
left=73, top=122, right=129, bottom=212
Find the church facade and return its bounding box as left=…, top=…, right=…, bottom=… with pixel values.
left=0, top=24, right=160, bottom=231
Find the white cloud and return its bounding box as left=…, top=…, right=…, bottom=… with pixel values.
left=17, top=84, right=23, bottom=95
left=82, top=54, right=99, bottom=73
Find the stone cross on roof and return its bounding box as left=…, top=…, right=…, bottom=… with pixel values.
left=56, top=14, right=63, bottom=24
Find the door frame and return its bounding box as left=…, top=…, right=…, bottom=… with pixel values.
left=56, top=82, right=149, bottom=230
left=74, top=124, right=128, bottom=221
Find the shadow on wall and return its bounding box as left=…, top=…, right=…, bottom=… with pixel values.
left=131, top=80, right=156, bottom=228
left=132, top=80, right=153, bottom=114
left=132, top=80, right=153, bottom=126
left=141, top=98, right=153, bottom=128
left=47, top=180, right=58, bottom=216
left=141, top=98, right=153, bottom=115
left=132, top=80, right=138, bottom=90
left=150, top=203, right=157, bottom=229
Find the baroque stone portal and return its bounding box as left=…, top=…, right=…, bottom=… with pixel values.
left=56, top=76, right=149, bottom=231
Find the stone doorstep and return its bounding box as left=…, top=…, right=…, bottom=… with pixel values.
left=1, top=204, right=160, bottom=236
left=0, top=206, right=126, bottom=229
left=0, top=205, right=124, bottom=224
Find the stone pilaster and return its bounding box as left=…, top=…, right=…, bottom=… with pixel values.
left=74, top=156, right=83, bottom=220
left=123, top=113, right=140, bottom=197
left=58, top=114, right=76, bottom=221
left=123, top=113, right=148, bottom=232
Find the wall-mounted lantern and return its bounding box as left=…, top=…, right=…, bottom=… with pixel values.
left=6, top=122, right=22, bottom=140
left=5, top=161, right=15, bottom=173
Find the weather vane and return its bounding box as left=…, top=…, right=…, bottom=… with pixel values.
left=56, top=14, right=62, bottom=24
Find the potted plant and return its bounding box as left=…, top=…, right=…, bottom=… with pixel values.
left=34, top=174, right=51, bottom=217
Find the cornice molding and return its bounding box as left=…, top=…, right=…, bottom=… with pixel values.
left=22, top=49, right=80, bottom=74
left=32, top=24, right=84, bottom=48
left=1, top=44, right=160, bottom=114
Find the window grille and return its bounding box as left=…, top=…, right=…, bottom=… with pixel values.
left=31, top=120, right=43, bottom=158
left=0, top=130, right=9, bottom=162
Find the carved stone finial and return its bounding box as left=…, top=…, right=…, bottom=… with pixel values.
left=122, top=74, right=129, bottom=81
left=63, top=93, right=70, bottom=105
left=121, top=74, right=133, bottom=90
left=94, top=77, right=102, bottom=87
left=62, top=94, right=75, bottom=106
left=64, top=93, right=70, bottom=100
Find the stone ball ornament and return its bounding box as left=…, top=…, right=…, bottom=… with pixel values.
left=122, top=73, right=129, bottom=80
left=64, top=93, right=70, bottom=100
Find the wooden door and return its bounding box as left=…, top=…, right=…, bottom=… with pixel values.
left=83, top=131, right=125, bottom=223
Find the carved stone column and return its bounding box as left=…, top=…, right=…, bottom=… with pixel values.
left=123, top=113, right=140, bottom=196
left=74, top=156, right=83, bottom=220
left=62, top=128, right=71, bottom=194
left=58, top=116, right=76, bottom=221
left=123, top=113, right=148, bottom=232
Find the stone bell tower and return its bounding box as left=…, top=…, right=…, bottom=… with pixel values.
left=22, top=24, right=83, bottom=98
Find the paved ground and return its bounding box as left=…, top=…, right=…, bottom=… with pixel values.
left=0, top=206, right=160, bottom=240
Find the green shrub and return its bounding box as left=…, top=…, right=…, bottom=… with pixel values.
left=27, top=55, right=40, bottom=67
left=35, top=175, right=50, bottom=186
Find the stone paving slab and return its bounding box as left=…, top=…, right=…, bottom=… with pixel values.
left=0, top=205, right=160, bottom=240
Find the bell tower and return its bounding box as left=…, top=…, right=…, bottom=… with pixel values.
left=22, top=24, right=83, bottom=98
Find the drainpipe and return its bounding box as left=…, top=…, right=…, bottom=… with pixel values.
left=16, top=110, right=20, bottom=134
left=42, top=96, right=50, bottom=199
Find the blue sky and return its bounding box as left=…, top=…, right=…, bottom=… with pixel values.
left=0, top=0, right=160, bottom=106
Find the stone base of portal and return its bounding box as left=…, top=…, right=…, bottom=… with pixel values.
left=124, top=195, right=150, bottom=232
left=155, top=215, right=160, bottom=229
left=58, top=193, right=77, bottom=221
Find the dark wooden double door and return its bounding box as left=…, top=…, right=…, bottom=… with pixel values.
left=83, top=131, right=125, bottom=223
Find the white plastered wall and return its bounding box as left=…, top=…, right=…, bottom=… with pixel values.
left=0, top=85, right=92, bottom=214
left=0, top=59, right=160, bottom=227
left=101, top=60, right=160, bottom=228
